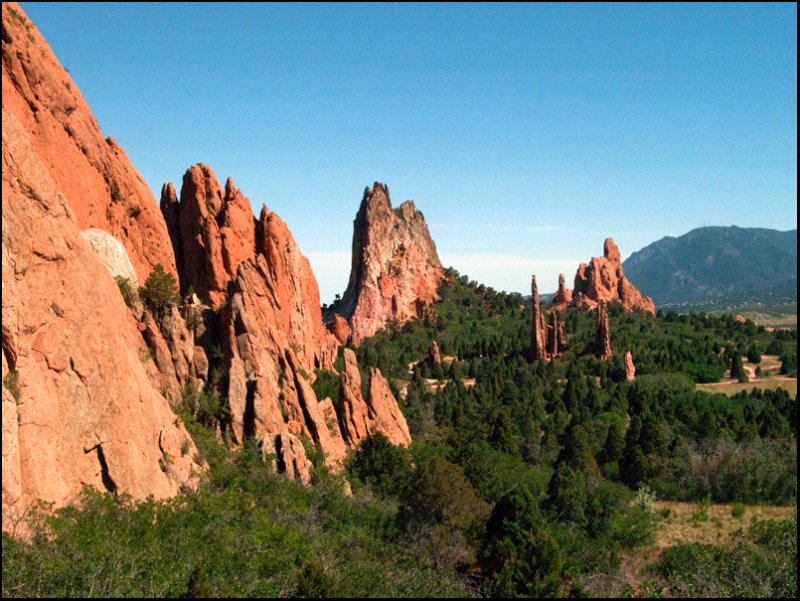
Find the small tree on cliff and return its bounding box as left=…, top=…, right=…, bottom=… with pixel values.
left=139, top=264, right=180, bottom=314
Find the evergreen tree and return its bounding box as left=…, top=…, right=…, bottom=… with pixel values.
left=480, top=487, right=563, bottom=597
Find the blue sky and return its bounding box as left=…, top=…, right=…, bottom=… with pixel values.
left=21, top=2, right=797, bottom=302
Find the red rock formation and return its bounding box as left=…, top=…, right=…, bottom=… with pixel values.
left=2, top=3, right=176, bottom=283
left=596, top=304, right=613, bottom=360
left=160, top=166, right=256, bottom=308
left=261, top=432, right=313, bottom=485
left=335, top=183, right=443, bottom=345
left=327, top=314, right=351, bottom=346
left=2, top=102, right=199, bottom=530
left=427, top=340, right=442, bottom=366
left=624, top=350, right=636, bottom=381
left=552, top=273, right=573, bottom=307
left=338, top=349, right=412, bottom=448
left=223, top=254, right=346, bottom=463
left=163, top=166, right=413, bottom=478
left=531, top=275, right=566, bottom=361
left=530, top=275, right=549, bottom=360
left=547, top=312, right=560, bottom=358
left=573, top=238, right=655, bottom=315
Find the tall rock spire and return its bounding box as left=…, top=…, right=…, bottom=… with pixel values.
left=531, top=275, right=548, bottom=360
left=596, top=303, right=613, bottom=360
left=334, top=183, right=443, bottom=345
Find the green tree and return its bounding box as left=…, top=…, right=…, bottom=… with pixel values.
left=730, top=353, right=748, bottom=383
left=346, top=433, right=412, bottom=498
left=138, top=264, right=180, bottom=314
left=480, top=487, right=563, bottom=597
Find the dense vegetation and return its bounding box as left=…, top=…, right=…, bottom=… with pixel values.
left=3, top=269, right=796, bottom=597
left=622, top=226, right=797, bottom=306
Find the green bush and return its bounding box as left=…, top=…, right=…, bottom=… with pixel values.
left=312, top=369, right=340, bottom=407
left=114, top=276, right=136, bottom=308
left=138, top=264, right=180, bottom=314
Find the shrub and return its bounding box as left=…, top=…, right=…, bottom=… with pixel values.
left=312, top=369, right=340, bottom=407
left=731, top=503, right=746, bottom=520
left=3, top=371, right=20, bottom=402
left=114, top=276, right=136, bottom=308
left=139, top=264, right=179, bottom=314
left=480, top=487, right=564, bottom=597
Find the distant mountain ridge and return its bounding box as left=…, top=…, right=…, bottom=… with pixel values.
left=622, top=226, right=797, bottom=306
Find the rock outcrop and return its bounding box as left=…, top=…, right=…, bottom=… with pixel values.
left=573, top=238, right=655, bottom=315
left=2, top=103, right=199, bottom=530
left=327, top=314, right=351, bottom=346
left=531, top=275, right=566, bottom=361
left=596, top=304, right=613, bottom=360
left=334, top=183, right=443, bottom=345
left=624, top=350, right=636, bottom=381
left=531, top=275, right=549, bottom=360
left=2, top=3, right=176, bottom=282
left=160, top=167, right=256, bottom=308
left=338, top=350, right=412, bottom=448
left=552, top=273, right=573, bottom=307
left=163, top=166, right=411, bottom=473
left=426, top=340, right=442, bottom=366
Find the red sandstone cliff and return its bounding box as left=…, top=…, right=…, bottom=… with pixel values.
left=163, top=167, right=412, bottom=477
left=334, top=183, right=443, bottom=345
left=1, top=3, right=176, bottom=283
left=2, top=4, right=203, bottom=528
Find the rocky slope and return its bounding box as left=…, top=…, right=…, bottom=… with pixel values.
left=2, top=3, right=203, bottom=531
left=162, top=166, right=411, bottom=477
left=2, top=102, right=200, bottom=531
left=1, top=3, right=176, bottom=283
left=573, top=238, right=656, bottom=314
left=333, top=183, right=444, bottom=345
left=2, top=3, right=413, bottom=530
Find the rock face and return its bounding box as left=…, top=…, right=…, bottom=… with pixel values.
left=80, top=228, right=140, bottom=285
left=624, top=351, right=636, bottom=381
left=160, top=167, right=256, bottom=308
left=2, top=103, right=199, bottom=531
left=552, top=273, right=573, bottom=307
left=2, top=3, right=176, bottom=283
left=327, top=313, right=351, bottom=346
left=163, top=166, right=411, bottom=473
left=596, top=304, right=613, bottom=360
left=338, top=350, right=412, bottom=448
left=573, top=238, right=656, bottom=315
left=334, top=183, right=443, bottom=345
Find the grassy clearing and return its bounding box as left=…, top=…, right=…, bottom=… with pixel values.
left=696, top=354, right=797, bottom=396
left=652, top=501, right=795, bottom=549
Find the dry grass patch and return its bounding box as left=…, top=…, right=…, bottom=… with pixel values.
left=652, top=500, right=795, bottom=549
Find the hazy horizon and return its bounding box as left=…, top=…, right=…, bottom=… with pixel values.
left=21, top=2, right=798, bottom=302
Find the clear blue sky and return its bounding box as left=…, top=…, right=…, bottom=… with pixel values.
left=21, top=2, right=797, bottom=302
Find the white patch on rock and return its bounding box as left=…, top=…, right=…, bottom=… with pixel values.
left=80, top=228, right=138, bottom=286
